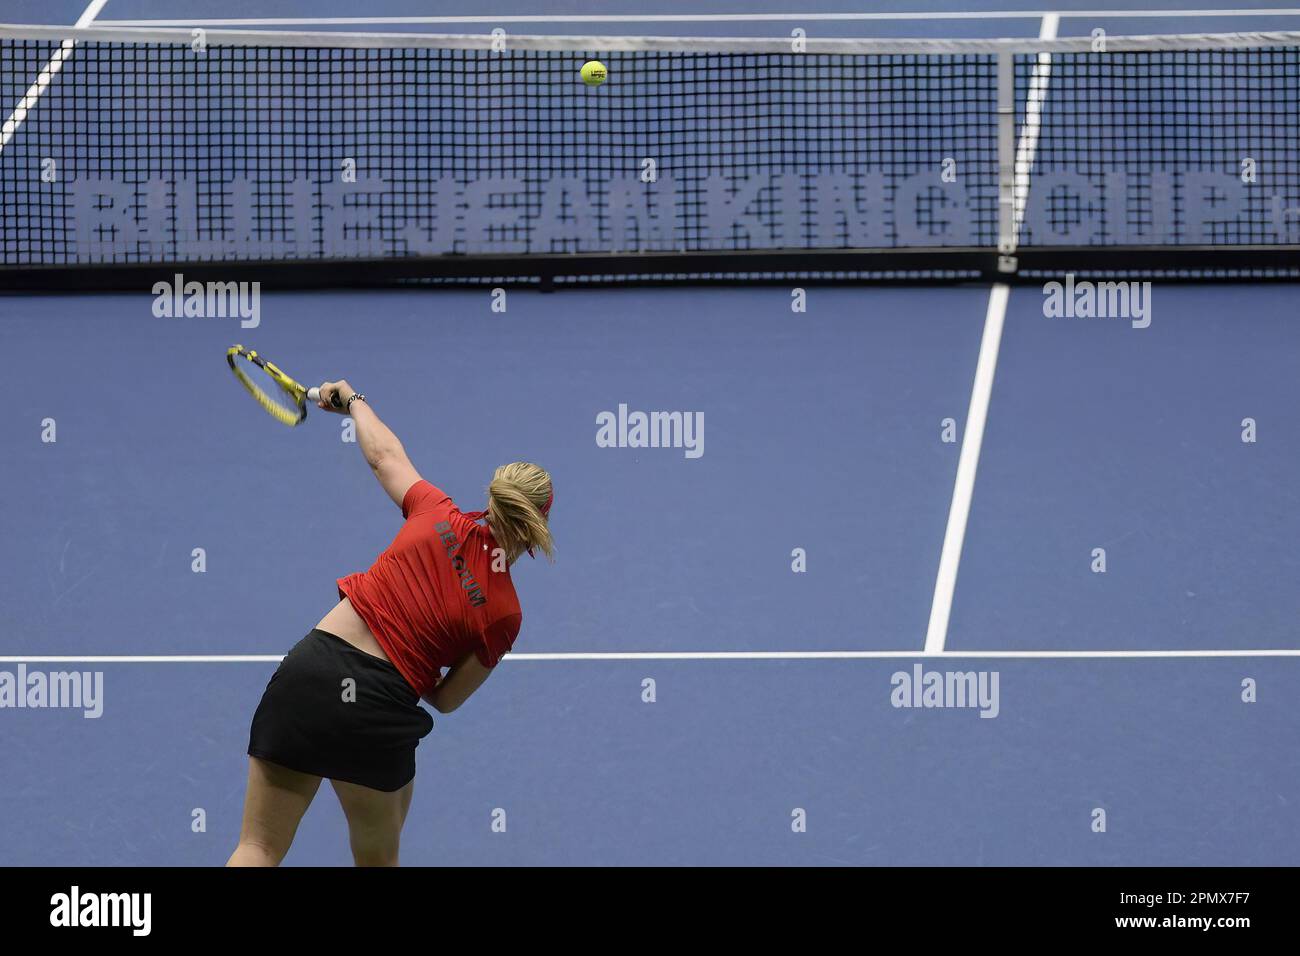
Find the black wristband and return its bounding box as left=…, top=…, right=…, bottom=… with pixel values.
left=346, top=392, right=366, bottom=412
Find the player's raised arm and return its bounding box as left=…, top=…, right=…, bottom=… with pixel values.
left=318, top=379, right=421, bottom=509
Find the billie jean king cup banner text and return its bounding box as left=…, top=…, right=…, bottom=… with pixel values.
left=39, top=169, right=1297, bottom=262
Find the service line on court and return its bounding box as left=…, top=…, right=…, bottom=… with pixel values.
left=3, top=650, right=1300, bottom=663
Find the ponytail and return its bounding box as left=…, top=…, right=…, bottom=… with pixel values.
left=486, top=462, right=554, bottom=562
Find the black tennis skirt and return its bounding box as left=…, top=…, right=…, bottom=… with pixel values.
left=248, top=629, right=434, bottom=792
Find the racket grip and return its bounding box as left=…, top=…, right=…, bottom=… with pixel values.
left=307, top=386, right=344, bottom=409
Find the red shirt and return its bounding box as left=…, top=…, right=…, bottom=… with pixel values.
left=337, top=480, right=522, bottom=696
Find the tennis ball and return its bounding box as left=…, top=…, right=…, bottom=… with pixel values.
left=580, top=60, right=608, bottom=87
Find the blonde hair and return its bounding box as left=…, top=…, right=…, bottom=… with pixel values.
left=486, top=461, right=554, bottom=562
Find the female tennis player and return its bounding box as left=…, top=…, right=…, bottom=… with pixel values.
left=227, top=380, right=553, bottom=867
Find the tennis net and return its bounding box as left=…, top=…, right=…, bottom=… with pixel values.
left=2, top=24, right=1299, bottom=288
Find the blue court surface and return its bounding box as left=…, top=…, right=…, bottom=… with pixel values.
left=2, top=2, right=1299, bottom=867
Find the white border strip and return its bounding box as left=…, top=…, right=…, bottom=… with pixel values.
left=91, top=9, right=1300, bottom=27
left=3, top=23, right=1300, bottom=53
left=1, top=650, right=1298, bottom=662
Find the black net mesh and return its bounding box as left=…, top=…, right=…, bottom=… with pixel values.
left=1, top=30, right=1298, bottom=285
left=0, top=38, right=999, bottom=266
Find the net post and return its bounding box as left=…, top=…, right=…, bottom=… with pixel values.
left=996, top=51, right=1018, bottom=275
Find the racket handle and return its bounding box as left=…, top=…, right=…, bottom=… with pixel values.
left=306, top=386, right=344, bottom=409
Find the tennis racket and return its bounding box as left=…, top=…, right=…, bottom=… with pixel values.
left=226, top=345, right=342, bottom=427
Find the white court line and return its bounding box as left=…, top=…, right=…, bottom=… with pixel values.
left=92, top=9, right=1300, bottom=27
left=0, top=0, right=108, bottom=156
left=923, top=290, right=1009, bottom=654
left=923, top=14, right=1058, bottom=655
left=516, top=649, right=1300, bottom=659
left=1, top=650, right=1298, bottom=662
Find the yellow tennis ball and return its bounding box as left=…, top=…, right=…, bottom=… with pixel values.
left=580, top=60, right=608, bottom=87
